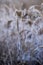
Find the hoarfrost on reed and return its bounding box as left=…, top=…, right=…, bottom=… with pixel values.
left=0, top=1, right=43, bottom=65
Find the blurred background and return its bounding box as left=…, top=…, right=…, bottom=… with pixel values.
left=0, top=0, right=43, bottom=9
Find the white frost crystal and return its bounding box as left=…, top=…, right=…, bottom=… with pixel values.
left=0, top=2, right=43, bottom=65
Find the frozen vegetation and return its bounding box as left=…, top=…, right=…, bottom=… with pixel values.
left=0, top=0, right=43, bottom=65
